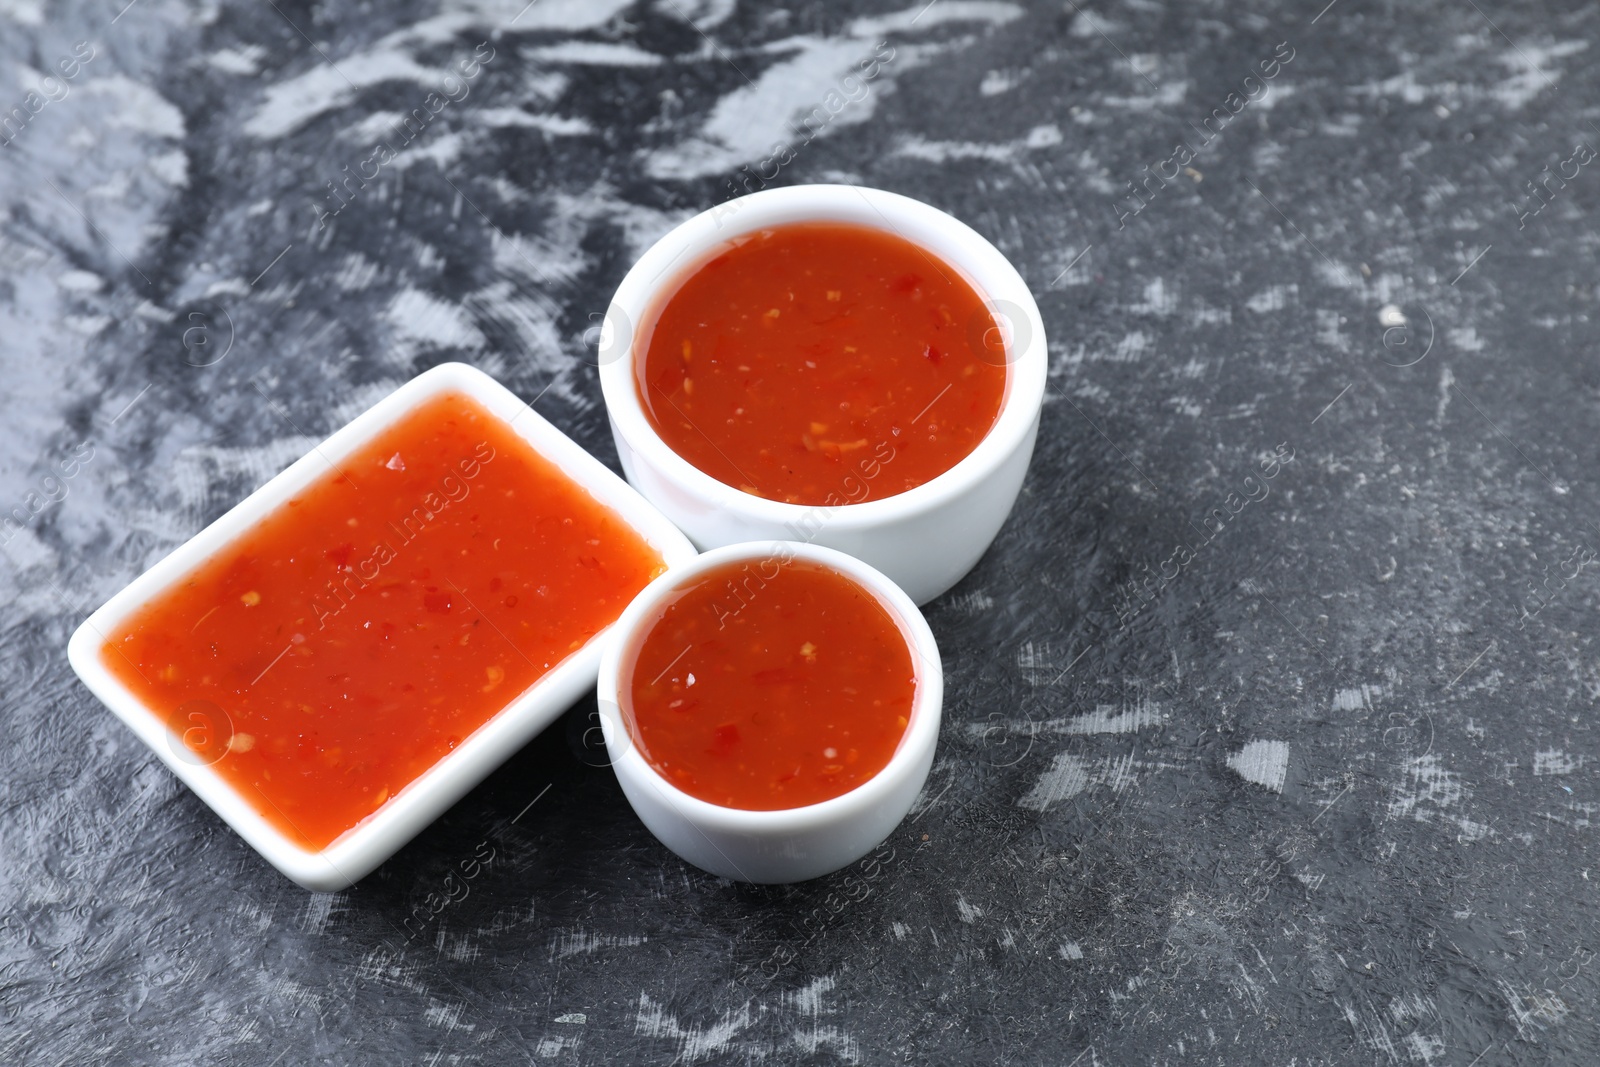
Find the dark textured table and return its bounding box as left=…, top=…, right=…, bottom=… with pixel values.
left=4, top=1, right=1598, bottom=1063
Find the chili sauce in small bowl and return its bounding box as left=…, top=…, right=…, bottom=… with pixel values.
left=596, top=541, right=942, bottom=884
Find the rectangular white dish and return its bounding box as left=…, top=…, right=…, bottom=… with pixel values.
left=67, top=362, right=696, bottom=890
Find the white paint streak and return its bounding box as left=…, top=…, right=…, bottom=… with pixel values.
left=81, top=77, right=186, bottom=140
left=1246, top=284, right=1297, bottom=313
left=1127, top=277, right=1176, bottom=317
left=244, top=50, right=443, bottom=140
left=385, top=287, right=486, bottom=356
left=171, top=437, right=323, bottom=529
left=1353, top=38, right=1585, bottom=113
left=1020, top=753, right=1091, bottom=809
left=893, top=123, right=1061, bottom=165
left=208, top=45, right=266, bottom=75
left=1489, top=39, right=1587, bottom=109
left=635, top=992, right=754, bottom=1062
left=1018, top=752, right=1140, bottom=810
left=647, top=3, right=1022, bottom=180
left=980, top=70, right=1016, bottom=95
left=0, top=0, right=43, bottom=25
left=945, top=589, right=994, bottom=613
left=965, top=699, right=1164, bottom=740
left=1064, top=701, right=1163, bottom=735
left=1404, top=1032, right=1447, bottom=1066
left=523, top=40, right=662, bottom=66
left=1227, top=740, right=1290, bottom=793
left=428, top=1000, right=476, bottom=1034
left=535, top=1034, right=578, bottom=1056
left=1533, top=749, right=1580, bottom=776
left=1332, top=684, right=1386, bottom=711
left=461, top=0, right=634, bottom=30
left=1110, top=330, right=1149, bottom=362
left=390, top=129, right=471, bottom=173
left=784, top=976, right=834, bottom=1016
left=644, top=37, right=887, bottom=180
left=849, top=0, right=1022, bottom=36
left=1102, top=78, right=1192, bottom=112
left=1389, top=754, right=1490, bottom=843
left=299, top=892, right=343, bottom=934
left=333, top=252, right=381, bottom=292
left=550, top=929, right=645, bottom=960
left=1499, top=978, right=1571, bottom=1040
left=1390, top=754, right=1462, bottom=818
left=473, top=107, right=592, bottom=135
left=57, top=269, right=103, bottom=293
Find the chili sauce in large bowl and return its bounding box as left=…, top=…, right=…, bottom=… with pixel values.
left=635, top=221, right=1008, bottom=506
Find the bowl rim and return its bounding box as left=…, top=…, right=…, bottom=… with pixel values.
left=66, top=361, right=697, bottom=890
left=596, top=183, right=1048, bottom=527
left=596, top=540, right=943, bottom=844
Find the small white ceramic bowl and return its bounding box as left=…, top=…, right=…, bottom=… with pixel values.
left=596, top=184, right=1047, bottom=606
left=67, top=363, right=696, bottom=891
left=595, top=541, right=942, bottom=884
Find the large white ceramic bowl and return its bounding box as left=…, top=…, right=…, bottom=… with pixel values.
left=596, top=184, right=1046, bottom=605
left=595, top=541, right=942, bottom=884
left=67, top=363, right=696, bottom=891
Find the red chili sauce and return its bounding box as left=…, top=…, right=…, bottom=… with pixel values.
left=103, top=392, right=664, bottom=851
left=635, top=221, right=1008, bottom=506
left=622, top=556, right=917, bottom=810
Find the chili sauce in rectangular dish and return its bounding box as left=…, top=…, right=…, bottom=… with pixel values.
left=103, top=391, right=664, bottom=851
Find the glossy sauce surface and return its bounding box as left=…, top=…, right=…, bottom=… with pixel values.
left=104, top=391, right=664, bottom=850
left=636, top=221, right=1008, bottom=505
left=623, top=557, right=916, bottom=810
